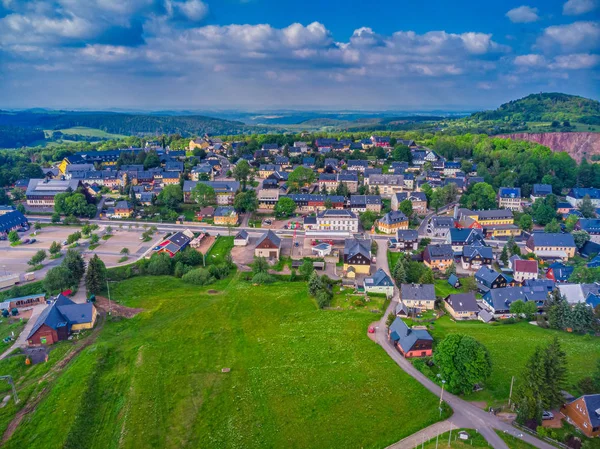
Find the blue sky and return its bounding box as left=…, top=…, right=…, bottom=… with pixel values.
left=0, top=0, right=598, bottom=110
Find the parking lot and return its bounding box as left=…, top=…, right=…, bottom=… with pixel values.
left=0, top=226, right=163, bottom=280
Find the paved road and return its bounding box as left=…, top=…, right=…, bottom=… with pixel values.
left=376, top=251, right=555, bottom=449
left=0, top=303, right=46, bottom=360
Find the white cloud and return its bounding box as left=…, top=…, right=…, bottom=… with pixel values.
left=506, top=6, right=540, bottom=23
left=514, top=54, right=547, bottom=66
left=537, top=21, right=600, bottom=52
left=549, top=53, right=600, bottom=69
left=563, top=0, right=598, bottom=15
left=174, top=0, right=209, bottom=21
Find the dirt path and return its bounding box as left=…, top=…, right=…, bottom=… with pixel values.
left=2, top=313, right=106, bottom=443
left=94, top=296, right=143, bottom=318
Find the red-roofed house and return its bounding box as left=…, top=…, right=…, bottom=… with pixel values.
left=513, top=259, right=538, bottom=283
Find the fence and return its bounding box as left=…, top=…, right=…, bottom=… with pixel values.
left=511, top=421, right=570, bottom=449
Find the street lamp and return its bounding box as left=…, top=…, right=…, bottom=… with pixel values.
left=437, top=375, right=446, bottom=417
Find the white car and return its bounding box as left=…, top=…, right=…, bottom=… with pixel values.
left=542, top=411, right=554, bottom=420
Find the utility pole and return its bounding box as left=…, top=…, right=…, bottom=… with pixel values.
left=439, top=379, right=446, bottom=416
left=448, top=422, right=452, bottom=447
left=508, top=376, right=515, bottom=409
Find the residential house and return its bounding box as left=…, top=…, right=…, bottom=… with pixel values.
left=258, top=164, right=280, bottom=179
left=316, top=209, right=359, bottom=233
left=213, top=206, right=239, bottom=226
left=364, top=174, right=405, bottom=198
left=370, top=135, right=391, bottom=148
left=195, top=206, right=215, bottom=221
left=389, top=229, right=419, bottom=251
left=557, top=283, right=600, bottom=305
left=545, top=262, right=574, bottom=282
left=255, top=231, right=281, bottom=260
left=336, top=172, right=359, bottom=193
left=318, top=173, right=338, bottom=193
left=427, top=216, right=455, bottom=238
left=389, top=162, right=408, bottom=173
left=498, top=187, right=522, bottom=212
left=190, top=164, right=214, bottom=181
left=234, top=230, right=249, bottom=246
left=513, top=259, right=539, bottom=283
left=483, top=286, right=548, bottom=315
left=26, top=179, right=82, bottom=207
left=377, top=210, right=409, bottom=234
left=113, top=201, right=133, bottom=218
left=526, top=233, right=576, bottom=261
left=576, top=218, right=600, bottom=243
left=284, top=194, right=345, bottom=213
left=257, top=189, right=280, bottom=209
left=363, top=269, right=394, bottom=297
left=444, top=292, right=479, bottom=320
left=392, top=192, right=427, bottom=215
left=261, top=143, right=280, bottom=154
left=0, top=210, right=29, bottom=237
left=461, top=245, right=493, bottom=271
left=443, top=161, right=462, bottom=177
left=311, top=243, right=332, bottom=257
left=446, top=228, right=485, bottom=251
left=530, top=184, right=553, bottom=202
left=27, top=294, right=97, bottom=346
left=561, top=394, right=600, bottom=438
left=343, top=238, right=371, bottom=276
left=455, top=208, right=520, bottom=238
left=475, top=266, right=510, bottom=292
left=566, top=188, right=600, bottom=207
left=422, top=244, right=454, bottom=271
left=302, top=157, right=316, bottom=168
left=400, top=284, right=436, bottom=311
left=349, top=195, right=382, bottom=213
left=388, top=318, right=433, bottom=358
left=347, top=160, right=369, bottom=172
left=199, top=181, right=240, bottom=205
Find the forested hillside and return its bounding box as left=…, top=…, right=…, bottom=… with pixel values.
left=471, top=93, right=600, bottom=123
left=0, top=111, right=252, bottom=137
left=0, top=126, right=44, bottom=148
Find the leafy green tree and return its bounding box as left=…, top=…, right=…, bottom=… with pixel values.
left=564, top=214, right=579, bottom=232
left=232, top=159, right=251, bottom=190
left=191, top=182, right=216, bottom=207
left=500, top=245, right=509, bottom=266
left=433, top=334, right=492, bottom=394
left=543, top=219, right=560, bottom=233
left=158, top=185, right=183, bottom=209
left=444, top=263, right=456, bottom=277
left=578, top=195, right=596, bottom=218
left=568, top=302, right=595, bottom=333
left=120, top=247, right=129, bottom=255
left=460, top=182, right=496, bottom=210
left=49, top=241, right=61, bottom=255
left=44, top=266, right=71, bottom=293
left=399, top=200, right=413, bottom=218
left=518, top=214, right=533, bottom=232
left=572, top=230, right=590, bottom=249
left=392, top=144, right=412, bottom=163
left=233, top=190, right=258, bottom=213
left=251, top=256, right=270, bottom=275
left=143, top=150, right=161, bottom=169
left=85, top=254, right=107, bottom=295
left=89, top=233, right=100, bottom=245
left=147, top=252, right=173, bottom=276
left=522, top=301, right=538, bottom=320
left=66, top=231, right=81, bottom=244
left=28, top=250, right=47, bottom=267
left=420, top=183, right=433, bottom=202
left=515, top=347, right=545, bottom=425
left=51, top=212, right=60, bottom=223
left=393, top=261, right=406, bottom=285
left=359, top=211, right=377, bottom=230
left=308, top=270, right=322, bottom=297
left=62, top=249, right=85, bottom=281
left=7, top=230, right=19, bottom=244
left=531, top=197, right=558, bottom=225
left=335, top=182, right=350, bottom=198
left=299, top=260, right=314, bottom=278
left=274, top=197, right=297, bottom=218
left=418, top=268, right=434, bottom=284
left=34, top=222, right=42, bottom=231
left=288, top=166, right=316, bottom=191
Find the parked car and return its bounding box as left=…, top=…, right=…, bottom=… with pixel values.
left=29, top=239, right=36, bottom=244
left=542, top=411, right=554, bottom=420
left=62, top=240, right=68, bottom=245
left=368, top=327, right=375, bottom=334
left=22, top=239, right=30, bottom=244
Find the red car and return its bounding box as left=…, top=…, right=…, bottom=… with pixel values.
left=368, top=327, right=375, bottom=334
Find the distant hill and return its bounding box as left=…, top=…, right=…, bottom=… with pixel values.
left=470, top=93, right=600, bottom=123
left=0, top=110, right=252, bottom=137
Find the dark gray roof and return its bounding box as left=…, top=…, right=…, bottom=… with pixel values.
left=27, top=294, right=79, bottom=339
left=364, top=269, right=393, bottom=287
left=426, top=244, right=453, bottom=259
left=396, top=229, right=418, bottom=242
left=317, top=209, right=357, bottom=219
left=0, top=210, right=28, bottom=233
left=343, top=238, right=370, bottom=259
left=401, top=284, right=435, bottom=301
left=350, top=195, right=382, bottom=206
left=528, top=232, right=575, bottom=248
left=57, top=303, right=94, bottom=325
left=431, top=216, right=454, bottom=228
left=463, top=245, right=493, bottom=259
left=532, top=184, right=552, bottom=196
left=379, top=210, right=408, bottom=225
left=256, top=230, right=281, bottom=248
left=235, top=230, right=248, bottom=240
left=389, top=318, right=433, bottom=353
left=445, top=292, right=478, bottom=313
left=475, top=267, right=506, bottom=284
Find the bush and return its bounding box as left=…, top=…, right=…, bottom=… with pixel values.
left=146, top=253, right=173, bottom=276
left=251, top=272, right=274, bottom=285
left=208, top=263, right=230, bottom=280
left=353, top=298, right=366, bottom=307
left=182, top=268, right=215, bottom=285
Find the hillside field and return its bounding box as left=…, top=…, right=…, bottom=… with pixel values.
left=0, top=275, right=443, bottom=449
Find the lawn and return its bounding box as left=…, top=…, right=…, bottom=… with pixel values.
left=428, top=316, right=600, bottom=404
left=387, top=250, right=400, bottom=273
left=2, top=274, right=444, bottom=449
left=205, top=236, right=234, bottom=264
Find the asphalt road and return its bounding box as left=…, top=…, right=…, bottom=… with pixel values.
left=374, top=249, right=556, bottom=449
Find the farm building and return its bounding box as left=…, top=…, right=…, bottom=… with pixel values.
left=388, top=318, right=433, bottom=358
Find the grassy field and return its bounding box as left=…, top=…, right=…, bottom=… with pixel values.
left=44, top=127, right=127, bottom=139
left=2, top=274, right=443, bottom=449
left=496, top=431, right=537, bottom=449
left=428, top=316, right=600, bottom=404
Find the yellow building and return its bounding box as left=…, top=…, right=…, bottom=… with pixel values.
left=213, top=206, right=239, bottom=225
left=343, top=238, right=371, bottom=275
left=189, top=139, right=209, bottom=151
left=114, top=201, right=133, bottom=218
left=377, top=211, right=409, bottom=234
left=457, top=208, right=521, bottom=238
left=71, top=305, right=98, bottom=331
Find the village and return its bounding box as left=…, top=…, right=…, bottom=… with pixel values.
left=0, top=133, right=599, bottom=447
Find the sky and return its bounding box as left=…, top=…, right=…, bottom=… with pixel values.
left=0, top=0, right=599, bottom=111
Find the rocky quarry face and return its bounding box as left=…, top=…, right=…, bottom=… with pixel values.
left=496, top=132, right=600, bottom=163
